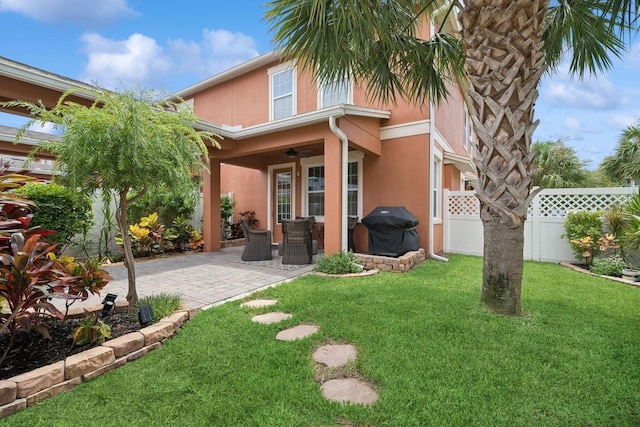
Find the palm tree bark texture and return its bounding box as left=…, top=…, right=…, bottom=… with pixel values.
left=460, top=0, right=549, bottom=315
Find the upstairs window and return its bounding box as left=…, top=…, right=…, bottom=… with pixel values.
left=269, top=62, right=296, bottom=120
left=319, top=77, right=351, bottom=108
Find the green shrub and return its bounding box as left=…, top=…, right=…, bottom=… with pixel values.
left=563, top=210, right=603, bottom=264
left=133, top=293, right=183, bottom=323
left=315, top=251, right=363, bottom=274
left=128, top=182, right=199, bottom=228
left=15, top=182, right=93, bottom=248
left=590, top=255, right=627, bottom=277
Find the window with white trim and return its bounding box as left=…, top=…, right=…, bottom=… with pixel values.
left=302, top=152, right=363, bottom=221
left=269, top=62, right=296, bottom=120
left=319, top=77, right=351, bottom=108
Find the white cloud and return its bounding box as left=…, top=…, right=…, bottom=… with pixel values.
left=80, top=32, right=171, bottom=90
left=168, top=29, right=259, bottom=76
left=564, top=117, right=584, bottom=132
left=0, top=0, right=137, bottom=25
left=542, top=76, right=619, bottom=110
left=607, top=113, right=640, bottom=129
left=80, top=29, right=260, bottom=91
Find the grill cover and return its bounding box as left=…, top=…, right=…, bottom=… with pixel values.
left=362, top=206, right=419, bottom=257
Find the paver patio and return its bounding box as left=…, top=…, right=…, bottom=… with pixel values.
left=54, top=246, right=317, bottom=312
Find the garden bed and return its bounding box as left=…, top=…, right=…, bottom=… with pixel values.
left=560, top=261, right=640, bottom=288
left=0, top=304, right=192, bottom=419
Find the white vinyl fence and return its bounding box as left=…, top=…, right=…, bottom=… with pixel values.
left=444, top=187, right=636, bottom=263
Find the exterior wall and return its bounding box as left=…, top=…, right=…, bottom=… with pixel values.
left=435, top=80, right=467, bottom=156
left=361, top=134, right=430, bottom=253
left=443, top=164, right=462, bottom=191
left=220, top=164, right=268, bottom=228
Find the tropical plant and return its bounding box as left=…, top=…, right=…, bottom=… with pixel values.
left=563, top=210, right=604, bottom=265
left=168, top=216, right=196, bottom=251
left=2, top=88, right=220, bottom=308
left=14, top=182, right=93, bottom=250
left=531, top=139, right=588, bottom=188
left=116, top=212, right=166, bottom=257
left=128, top=181, right=200, bottom=228
left=0, top=234, right=66, bottom=367
left=70, top=313, right=112, bottom=348
left=315, top=250, right=363, bottom=274
left=55, top=255, right=113, bottom=317
left=601, top=122, right=640, bottom=184
left=266, top=0, right=639, bottom=315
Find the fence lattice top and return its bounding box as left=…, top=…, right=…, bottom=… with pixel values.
left=448, top=189, right=635, bottom=218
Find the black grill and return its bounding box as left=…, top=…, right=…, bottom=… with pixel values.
left=361, top=206, right=420, bottom=257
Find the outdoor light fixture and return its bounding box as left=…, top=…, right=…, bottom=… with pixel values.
left=138, top=305, right=153, bottom=325
left=101, top=293, right=117, bottom=317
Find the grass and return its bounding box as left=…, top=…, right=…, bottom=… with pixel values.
left=4, top=255, right=640, bottom=426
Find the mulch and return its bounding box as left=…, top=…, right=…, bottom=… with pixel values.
left=0, top=311, right=142, bottom=380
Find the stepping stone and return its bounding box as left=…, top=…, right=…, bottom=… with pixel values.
left=276, top=324, right=319, bottom=341
left=241, top=299, right=278, bottom=308
left=321, top=378, right=378, bottom=405
left=251, top=312, right=292, bottom=324
left=313, top=344, right=357, bottom=368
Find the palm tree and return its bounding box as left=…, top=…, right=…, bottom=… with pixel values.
left=266, top=0, right=638, bottom=315
left=601, top=122, right=640, bottom=184
left=532, top=139, right=588, bottom=188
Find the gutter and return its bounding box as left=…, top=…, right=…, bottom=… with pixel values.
left=328, top=115, right=349, bottom=252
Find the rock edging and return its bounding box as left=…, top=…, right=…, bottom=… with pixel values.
left=0, top=306, right=193, bottom=420
left=312, top=269, right=379, bottom=278
left=560, top=261, right=640, bottom=288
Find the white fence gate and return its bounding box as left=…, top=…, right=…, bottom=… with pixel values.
left=444, top=188, right=636, bottom=263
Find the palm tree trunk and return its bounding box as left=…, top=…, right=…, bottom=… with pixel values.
left=116, top=189, right=138, bottom=309
left=460, top=0, right=549, bottom=315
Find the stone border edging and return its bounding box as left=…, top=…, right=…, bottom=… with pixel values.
left=560, top=261, right=640, bottom=288
left=0, top=305, right=193, bottom=419
left=312, top=269, right=379, bottom=278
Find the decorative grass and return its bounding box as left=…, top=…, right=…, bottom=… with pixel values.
left=4, top=255, right=640, bottom=426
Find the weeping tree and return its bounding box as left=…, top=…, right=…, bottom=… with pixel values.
left=266, top=0, right=638, bottom=315
left=2, top=88, right=219, bottom=307
left=601, top=122, right=640, bottom=184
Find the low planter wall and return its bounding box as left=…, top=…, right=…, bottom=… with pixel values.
left=0, top=305, right=193, bottom=419
left=221, top=238, right=245, bottom=248
left=354, top=248, right=426, bottom=273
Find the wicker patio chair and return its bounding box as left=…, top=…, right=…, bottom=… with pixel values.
left=241, top=219, right=272, bottom=261
left=281, top=218, right=313, bottom=265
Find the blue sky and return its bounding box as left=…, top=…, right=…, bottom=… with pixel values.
left=1, top=0, right=639, bottom=169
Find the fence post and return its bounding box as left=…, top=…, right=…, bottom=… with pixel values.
left=443, top=189, right=450, bottom=253
left=530, top=192, right=541, bottom=262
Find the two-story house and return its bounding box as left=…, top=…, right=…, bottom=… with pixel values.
left=176, top=48, right=475, bottom=257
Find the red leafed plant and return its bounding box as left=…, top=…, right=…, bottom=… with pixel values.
left=0, top=233, right=66, bottom=366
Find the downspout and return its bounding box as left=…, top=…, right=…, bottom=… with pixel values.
left=329, top=115, right=349, bottom=252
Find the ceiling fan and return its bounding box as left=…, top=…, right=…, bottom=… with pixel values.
left=285, top=147, right=313, bottom=158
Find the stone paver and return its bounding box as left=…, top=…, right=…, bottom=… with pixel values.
left=251, top=312, right=292, bottom=324
left=241, top=299, right=278, bottom=308
left=313, top=344, right=357, bottom=368
left=276, top=324, right=319, bottom=341
left=321, top=378, right=378, bottom=405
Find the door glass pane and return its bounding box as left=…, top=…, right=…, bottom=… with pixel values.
left=277, top=172, right=291, bottom=223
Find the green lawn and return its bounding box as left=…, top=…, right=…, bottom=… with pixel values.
left=4, top=255, right=639, bottom=426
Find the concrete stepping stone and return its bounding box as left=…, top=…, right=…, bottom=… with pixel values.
left=251, top=312, right=292, bottom=324
left=313, top=344, right=357, bottom=368
left=321, top=378, right=378, bottom=405
left=241, top=299, right=278, bottom=308
left=276, top=324, right=319, bottom=341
